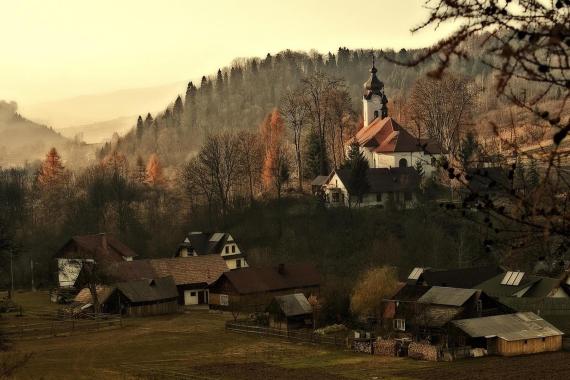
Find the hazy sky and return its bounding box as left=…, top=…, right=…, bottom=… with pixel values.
left=1, top=0, right=457, bottom=106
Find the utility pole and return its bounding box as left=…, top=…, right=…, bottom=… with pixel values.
left=30, top=257, right=35, bottom=292
left=9, top=249, right=14, bottom=299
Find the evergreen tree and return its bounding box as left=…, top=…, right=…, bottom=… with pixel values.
left=342, top=141, right=369, bottom=206
left=173, top=96, right=184, bottom=127
left=414, top=160, right=425, bottom=178
left=144, top=113, right=154, bottom=129
left=136, top=115, right=144, bottom=139
left=184, top=81, right=197, bottom=108
left=305, top=129, right=329, bottom=179
left=216, top=69, right=224, bottom=96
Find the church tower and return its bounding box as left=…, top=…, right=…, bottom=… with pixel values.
left=362, top=56, right=388, bottom=128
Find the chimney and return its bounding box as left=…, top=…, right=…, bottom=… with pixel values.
left=278, top=263, right=285, bottom=275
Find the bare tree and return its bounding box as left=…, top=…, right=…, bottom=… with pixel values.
left=281, top=89, right=308, bottom=190
left=236, top=131, right=263, bottom=203
left=410, top=74, right=477, bottom=156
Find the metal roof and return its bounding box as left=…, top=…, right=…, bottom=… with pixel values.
left=418, top=286, right=478, bottom=307
left=272, top=293, right=313, bottom=317
left=452, top=312, right=564, bottom=341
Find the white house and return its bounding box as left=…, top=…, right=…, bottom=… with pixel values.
left=323, top=167, right=420, bottom=208
left=174, top=232, right=248, bottom=270
left=351, top=60, right=443, bottom=176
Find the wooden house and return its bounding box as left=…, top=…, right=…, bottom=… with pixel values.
left=55, top=233, right=137, bottom=288
left=74, top=276, right=179, bottom=317
left=267, top=293, right=313, bottom=331
left=209, top=263, right=320, bottom=312
left=451, top=312, right=564, bottom=356
left=476, top=271, right=570, bottom=299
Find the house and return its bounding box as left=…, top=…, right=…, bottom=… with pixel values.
left=391, top=286, right=509, bottom=343
left=209, top=263, right=321, bottom=312
left=451, top=312, right=564, bottom=356
left=174, top=232, right=248, bottom=270
left=55, top=233, right=137, bottom=288
left=476, top=271, right=570, bottom=299
left=349, top=60, right=442, bottom=177
left=109, top=255, right=228, bottom=307
left=267, top=293, right=314, bottom=331
left=323, top=167, right=420, bottom=207
left=73, top=276, right=179, bottom=317
left=311, top=175, right=328, bottom=195
left=407, top=266, right=504, bottom=289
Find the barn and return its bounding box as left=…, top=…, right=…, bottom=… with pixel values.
left=451, top=312, right=564, bottom=356
left=74, top=276, right=179, bottom=317
left=267, top=293, right=313, bottom=331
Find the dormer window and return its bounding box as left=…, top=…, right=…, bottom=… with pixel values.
left=232, top=245, right=236, bottom=253
left=225, top=246, right=229, bottom=254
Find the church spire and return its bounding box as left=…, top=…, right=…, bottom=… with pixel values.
left=362, top=53, right=389, bottom=127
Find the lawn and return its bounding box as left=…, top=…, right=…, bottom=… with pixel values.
left=2, top=292, right=569, bottom=379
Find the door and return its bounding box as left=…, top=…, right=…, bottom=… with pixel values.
left=184, top=290, right=198, bottom=305
left=198, top=291, right=205, bottom=304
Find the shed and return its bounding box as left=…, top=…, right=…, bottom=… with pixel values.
left=115, top=276, right=179, bottom=316
left=452, top=312, right=564, bottom=356
left=267, top=293, right=313, bottom=331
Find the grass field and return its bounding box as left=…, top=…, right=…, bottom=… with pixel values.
left=1, top=292, right=570, bottom=379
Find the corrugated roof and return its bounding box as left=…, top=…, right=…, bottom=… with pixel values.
left=452, top=312, right=564, bottom=341
left=215, top=263, right=320, bottom=295
left=418, top=286, right=478, bottom=307
left=116, top=276, right=178, bottom=303
left=272, top=293, right=313, bottom=317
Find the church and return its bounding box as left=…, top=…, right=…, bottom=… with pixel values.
left=321, top=60, right=442, bottom=208
left=352, top=58, right=442, bottom=175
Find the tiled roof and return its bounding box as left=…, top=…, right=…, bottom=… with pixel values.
left=215, top=263, right=321, bottom=295
left=108, top=255, right=228, bottom=286
left=353, top=117, right=442, bottom=154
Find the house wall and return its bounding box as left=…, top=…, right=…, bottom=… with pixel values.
left=209, top=286, right=320, bottom=312
left=363, top=95, right=383, bottom=127
left=495, top=335, right=562, bottom=356
left=57, top=258, right=83, bottom=287
left=125, top=299, right=179, bottom=317
left=225, top=257, right=249, bottom=270
left=371, top=151, right=438, bottom=176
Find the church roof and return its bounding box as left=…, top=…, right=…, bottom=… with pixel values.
left=334, top=167, right=421, bottom=194
left=353, top=117, right=442, bottom=154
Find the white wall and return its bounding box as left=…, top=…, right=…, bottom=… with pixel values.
left=57, top=258, right=83, bottom=287
left=371, top=151, right=440, bottom=177
left=363, top=95, right=382, bottom=127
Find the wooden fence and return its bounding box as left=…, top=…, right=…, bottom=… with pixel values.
left=225, top=321, right=348, bottom=348
left=1, top=313, right=122, bottom=340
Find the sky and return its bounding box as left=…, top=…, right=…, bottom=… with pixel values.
left=0, top=0, right=458, bottom=106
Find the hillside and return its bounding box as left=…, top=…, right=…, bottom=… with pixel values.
left=0, top=101, right=93, bottom=168
left=58, top=115, right=136, bottom=144
left=101, top=40, right=564, bottom=168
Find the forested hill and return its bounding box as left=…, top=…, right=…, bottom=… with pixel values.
left=100, top=38, right=552, bottom=168
left=0, top=101, right=92, bottom=168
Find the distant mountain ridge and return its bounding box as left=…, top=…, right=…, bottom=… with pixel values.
left=0, top=101, right=93, bottom=168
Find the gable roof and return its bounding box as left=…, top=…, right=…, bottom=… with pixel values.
left=391, top=283, right=431, bottom=301
left=418, top=286, right=478, bottom=307
left=419, top=266, right=504, bottom=289
left=116, top=276, right=178, bottom=303
left=108, top=255, right=228, bottom=286
left=353, top=117, right=441, bottom=154
left=57, top=233, right=137, bottom=262
left=476, top=273, right=563, bottom=298
left=452, top=312, right=564, bottom=341
left=213, top=263, right=321, bottom=295
left=74, top=285, right=115, bottom=305
left=270, top=293, right=313, bottom=317
left=333, top=167, right=420, bottom=194
left=311, top=175, right=329, bottom=187
left=180, top=232, right=234, bottom=256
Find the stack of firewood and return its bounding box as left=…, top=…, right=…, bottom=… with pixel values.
left=408, top=342, right=439, bottom=361
left=352, top=340, right=373, bottom=354
left=373, top=339, right=397, bottom=356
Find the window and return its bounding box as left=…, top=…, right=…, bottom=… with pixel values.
left=236, top=259, right=242, bottom=268
left=332, top=192, right=340, bottom=202
left=225, top=246, right=229, bottom=254
left=231, top=245, right=236, bottom=253
left=190, top=292, right=196, bottom=297
left=399, top=158, right=408, bottom=168
left=376, top=193, right=382, bottom=202
left=374, top=110, right=379, bottom=118
left=220, top=294, right=229, bottom=306
left=393, top=319, right=406, bottom=331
